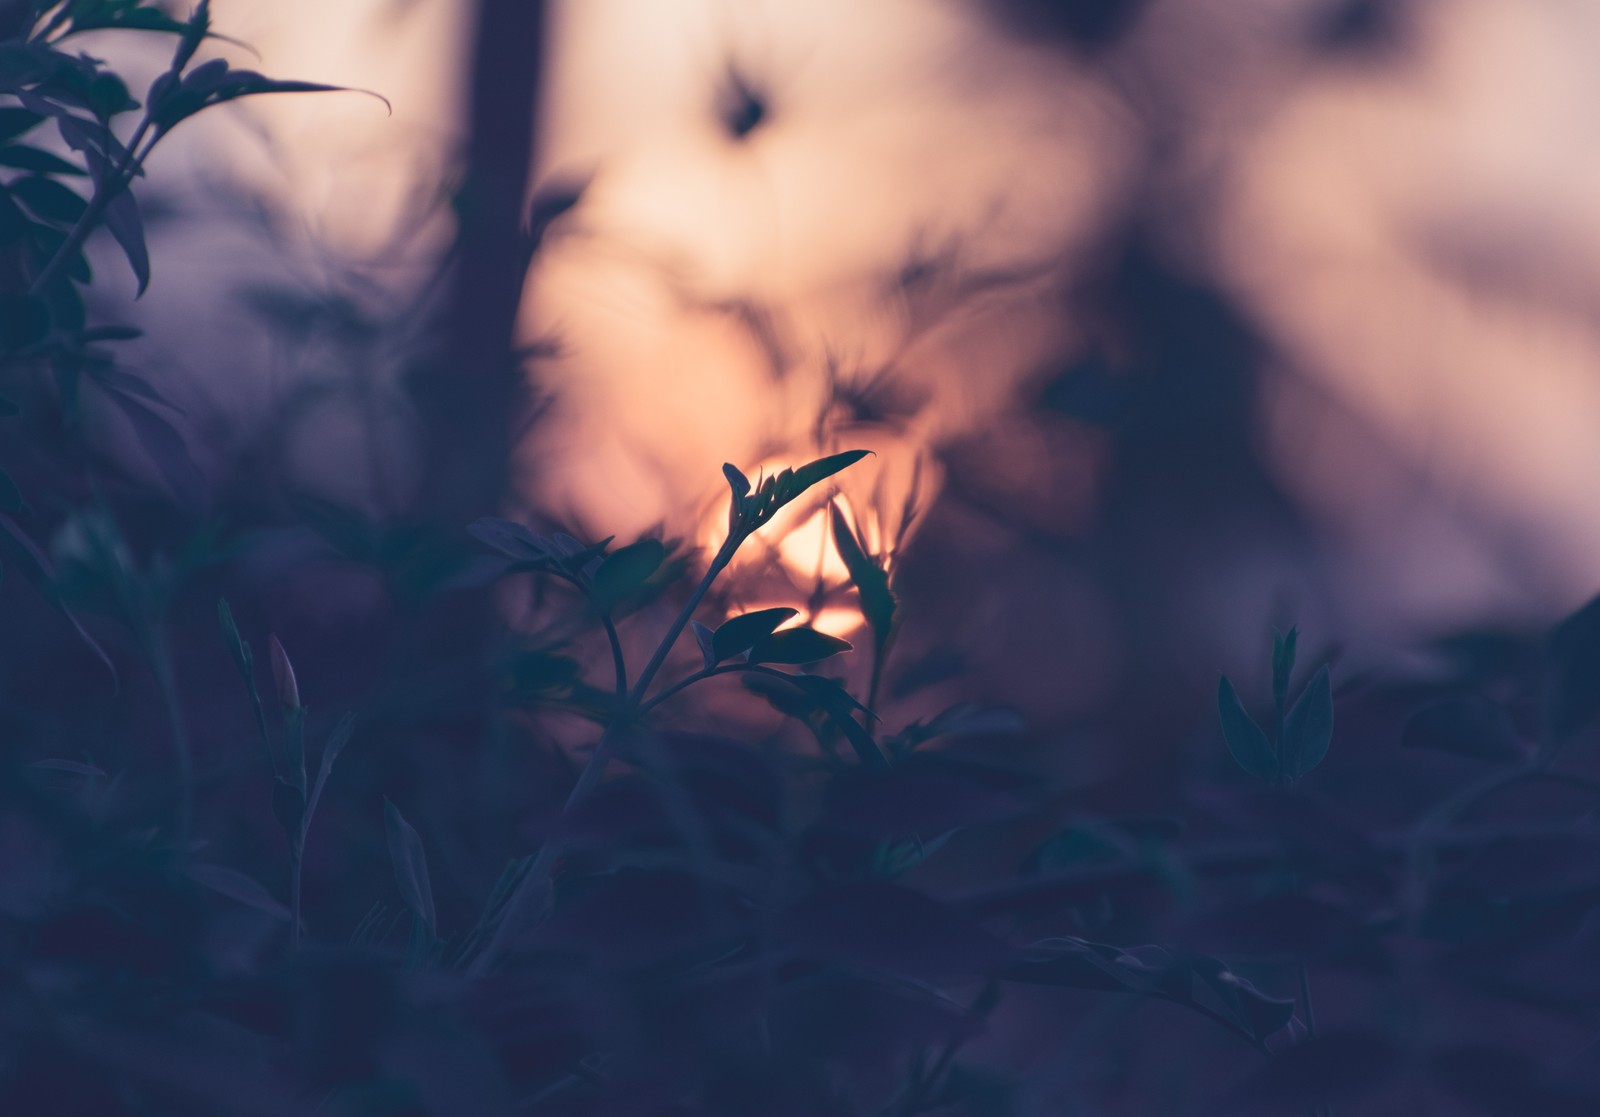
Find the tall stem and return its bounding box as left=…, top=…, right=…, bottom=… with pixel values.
left=30, top=119, right=153, bottom=297
left=468, top=534, right=740, bottom=974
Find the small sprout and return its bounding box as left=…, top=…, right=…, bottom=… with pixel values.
left=1271, top=625, right=1298, bottom=722
left=1219, top=634, right=1336, bottom=786
left=723, top=450, right=871, bottom=541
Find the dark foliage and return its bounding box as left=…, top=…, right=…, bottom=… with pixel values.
left=0, top=3, right=1597, bottom=1115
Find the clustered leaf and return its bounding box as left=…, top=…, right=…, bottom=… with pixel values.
left=722, top=449, right=870, bottom=540
left=830, top=501, right=897, bottom=653
left=1218, top=634, right=1336, bottom=785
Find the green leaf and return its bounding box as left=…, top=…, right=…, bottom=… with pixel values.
left=384, top=797, right=436, bottom=935
left=0, top=144, right=85, bottom=175
left=306, top=711, right=356, bottom=825
left=749, top=626, right=853, bottom=665
left=1271, top=625, right=1298, bottom=719
left=171, top=0, right=211, bottom=72
left=467, top=516, right=550, bottom=560
left=217, top=597, right=253, bottom=677
left=30, top=758, right=105, bottom=778
left=0, top=108, right=42, bottom=144
left=102, top=184, right=149, bottom=294
left=191, top=863, right=292, bottom=922
left=1003, top=938, right=1296, bottom=1044
left=9, top=174, right=87, bottom=225
left=756, top=672, right=886, bottom=768
left=830, top=501, right=896, bottom=649
left=790, top=449, right=870, bottom=497
left=81, top=325, right=142, bottom=342
left=0, top=510, right=118, bottom=690
left=1279, top=665, right=1333, bottom=781
left=722, top=461, right=750, bottom=498
left=1218, top=675, right=1276, bottom=781
left=67, top=8, right=193, bottom=36
left=88, top=72, right=136, bottom=120
left=0, top=292, right=49, bottom=350
left=0, top=466, right=21, bottom=512
left=711, top=606, right=796, bottom=663
left=590, top=537, right=664, bottom=607
left=691, top=619, right=716, bottom=670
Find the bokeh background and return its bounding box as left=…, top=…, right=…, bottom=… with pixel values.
left=82, top=0, right=1600, bottom=776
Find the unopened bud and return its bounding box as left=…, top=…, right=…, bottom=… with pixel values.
left=267, top=634, right=301, bottom=711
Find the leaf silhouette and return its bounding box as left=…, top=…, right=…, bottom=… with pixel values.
left=711, top=607, right=796, bottom=663
left=191, top=864, right=291, bottom=922
left=748, top=626, right=852, bottom=665
left=384, top=797, right=436, bottom=934
left=1218, top=676, right=1275, bottom=781
left=1280, top=665, right=1334, bottom=781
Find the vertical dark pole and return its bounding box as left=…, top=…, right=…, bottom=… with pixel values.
left=414, top=0, right=545, bottom=527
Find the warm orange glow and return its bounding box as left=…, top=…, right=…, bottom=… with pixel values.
left=122, top=0, right=1600, bottom=639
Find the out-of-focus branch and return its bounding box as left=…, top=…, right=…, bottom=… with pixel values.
left=412, top=0, right=545, bottom=526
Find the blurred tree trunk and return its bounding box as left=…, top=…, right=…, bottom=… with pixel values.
left=413, top=0, right=545, bottom=527
left=396, top=0, right=544, bottom=738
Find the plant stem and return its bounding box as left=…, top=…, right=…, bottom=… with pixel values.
left=30, top=118, right=154, bottom=297
left=468, top=533, right=739, bottom=974
left=288, top=840, right=304, bottom=949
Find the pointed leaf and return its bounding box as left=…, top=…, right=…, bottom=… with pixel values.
left=1280, top=666, right=1334, bottom=781
left=691, top=619, right=716, bottom=670
left=467, top=516, right=549, bottom=560
left=0, top=511, right=117, bottom=690
left=789, top=449, right=870, bottom=499
left=216, top=598, right=251, bottom=677
left=722, top=461, right=750, bottom=498
left=590, top=537, right=664, bottom=607
left=1218, top=675, right=1276, bottom=781
left=749, top=626, right=852, bottom=665
left=102, top=185, right=149, bottom=294
left=384, top=797, right=436, bottom=934
left=830, top=501, right=896, bottom=647
left=10, top=174, right=87, bottom=225
left=93, top=381, right=203, bottom=504
left=31, top=758, right=106, bottom=778
left=172, top=0, right=212, bottom=72
left=711, top=606, right=796, bottom=663
left=0, top=466, right=21, bottom=512
left=191, top=863, right=291, bottom=922
left=267, top=634, right=300, bottom=711
left=0, top=145, right=85, bottom=176
left=0, top=109, right=41, bottom=144
left=306, top=711, right=356, bottom=824
left=1271, top=626, right=1298, bottom=717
